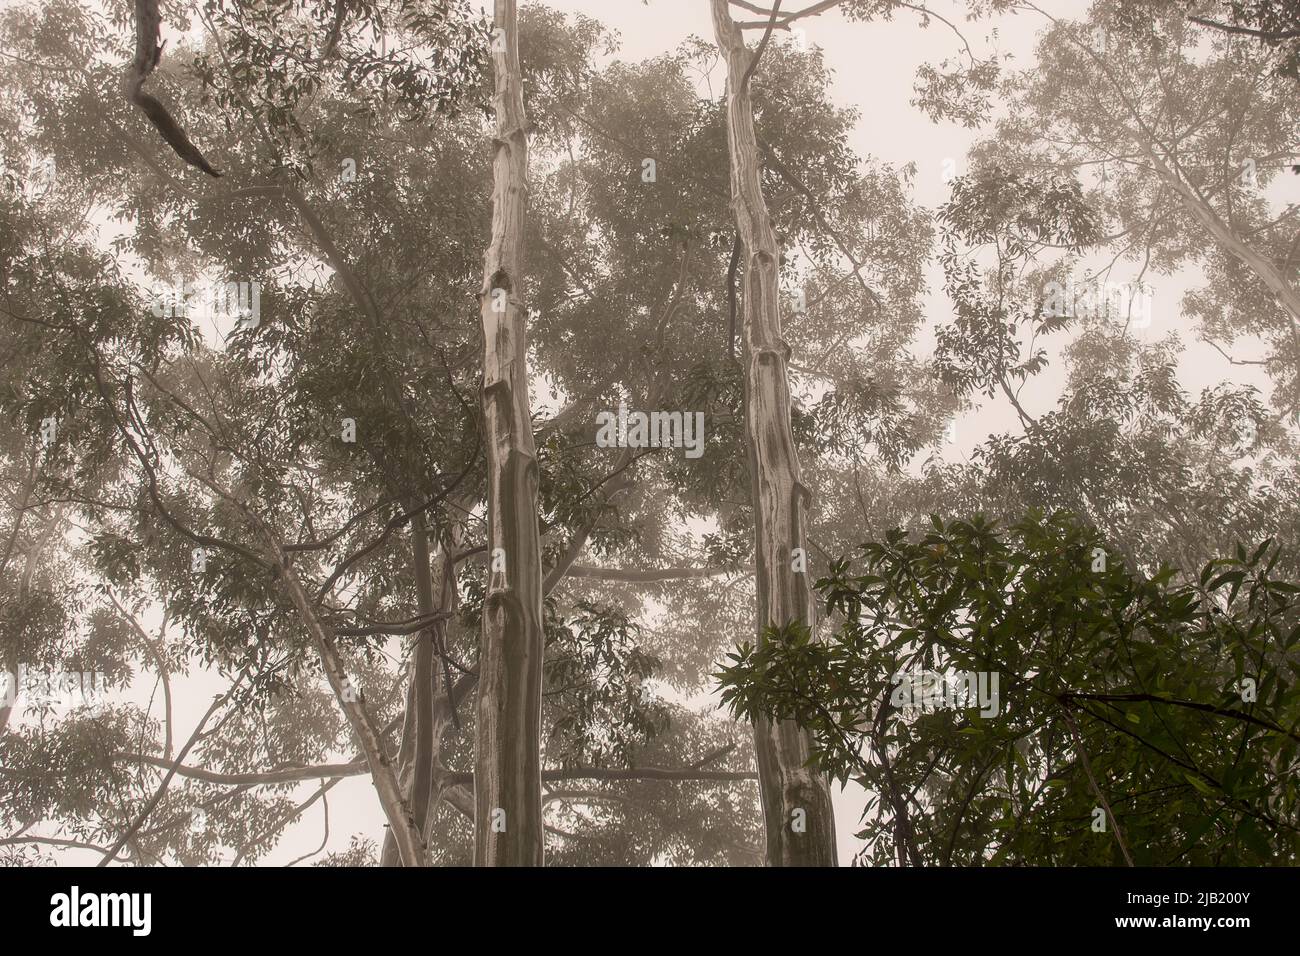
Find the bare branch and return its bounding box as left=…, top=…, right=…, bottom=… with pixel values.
left=739, top=0, right=782, bottom=90
left=1059, top=702, right=1136, bottom=867
left=97, top=673, right=245, bottom=866
left=1189, top=16, right=1300, bottom=42
left=124, top=0, right=221, bottom=177
left=567, top=564, right=751, bottom=582
left=735, top=0, right=844, bottom=29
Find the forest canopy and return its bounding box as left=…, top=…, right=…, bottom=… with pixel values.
left=0, top=0, right=1297, bottom=867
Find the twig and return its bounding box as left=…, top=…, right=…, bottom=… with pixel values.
left=1059, top=702, right=1135, bottom=866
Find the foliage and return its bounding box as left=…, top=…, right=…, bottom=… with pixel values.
left=719, top=512, right=1300, bottom=865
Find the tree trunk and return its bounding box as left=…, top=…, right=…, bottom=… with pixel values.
left=380, top=515, right=453, bottom=866
left=474, top=0, right=545, bottom=867
left=276, top=558, right=426, bottom=866
left=711, top=0, right=838, bottom=867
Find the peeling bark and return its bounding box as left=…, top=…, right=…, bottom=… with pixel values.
left=711, top=0, right=838, bottom=867
left=380, top=518, right=459, bottom=867
left=474, top=0, right=545, bottom=867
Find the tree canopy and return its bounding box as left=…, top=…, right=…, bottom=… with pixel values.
left=1, top=0, right=1297, bottom=867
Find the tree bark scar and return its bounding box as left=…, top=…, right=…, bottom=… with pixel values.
left=483, top=377, right=513, bottom=399
left=474, top=0, right=544, bottom=868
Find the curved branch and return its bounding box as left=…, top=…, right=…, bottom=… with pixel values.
left=124, top=0, right=221, bottom=177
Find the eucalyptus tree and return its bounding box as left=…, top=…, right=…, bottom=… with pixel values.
left=911, top=0, right=1300, bottom=576
left=707, top=0, right=1300, bottom=869
left=980, top=2, right=1300, bottom=410
left=0, top=0, right=1017, bottom=868
left=708, top=0, right=838, bottom=867
left=2, top=0, right=490, bottom=865
left=2, top=0, right=859, bottom=865
left=474, top=0, right=547, bottom=867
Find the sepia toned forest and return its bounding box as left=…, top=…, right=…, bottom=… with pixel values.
left=1, top=0, right=1298, bottom=868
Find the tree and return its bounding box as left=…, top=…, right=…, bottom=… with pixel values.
left=981, top=4, right=1300, bottom=406
left=720, top=512, right=1300, bottom=865
left=474, top=0, right=546, bottom=867
left=2, top=1, right=814, bottom=866
left=709, top=0, right=838, bottom=866
left=10, top=0, right=1290, bottom=871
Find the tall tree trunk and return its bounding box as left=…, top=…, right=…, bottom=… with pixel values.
left=474, top=0, right=545, bottom=867
left=380, top=514, right=451, bottom=867
left=711, top=0, right=838, bottom=867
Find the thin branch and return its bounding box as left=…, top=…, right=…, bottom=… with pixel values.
left=1062, top=692, right=1300, bottom=744
left=566, top=564, right=751, bottom=583
left=97, top=674, right=244, bottom=867
left=105, top=755, right=756, bottom=787
left=1059, top=702, right=1135, bottom=867
left=1189, top=16, right=1300, bottom=41
left=739, top=0, right=782, bottom=90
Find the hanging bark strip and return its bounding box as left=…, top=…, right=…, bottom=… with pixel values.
left=379, top=516, right=467, bottom=867
left=125, top=0, right=221, bottom=177
left=474, top=0, right=546, bottom=867
left=710, top=0, right=838, bottom=867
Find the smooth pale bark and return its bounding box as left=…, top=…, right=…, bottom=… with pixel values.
left=711, top=0, right=838, bottom=867
left=1081, top=36, right=1300, bottom=324
left=474, top=0, right=545, bottom=867
left=1144, top=145, right=1300, bottom=324
left=277, top=558, right=426, bottom=866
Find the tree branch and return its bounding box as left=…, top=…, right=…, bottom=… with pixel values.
left=1061, top=691, right=1300, bottom=744
left=107, top=756, right=756, bottom=787
left=739, top=0, right=782, bottom=90
left=124, top=0, right=220, bottom=177
left=1189, top=16, right=1300, bottom=41
left=97, top=673, right=244, bottom=867
left=567, top=564, right=751, bottom=582
left=1059, top=702, right=1135, bottom=867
